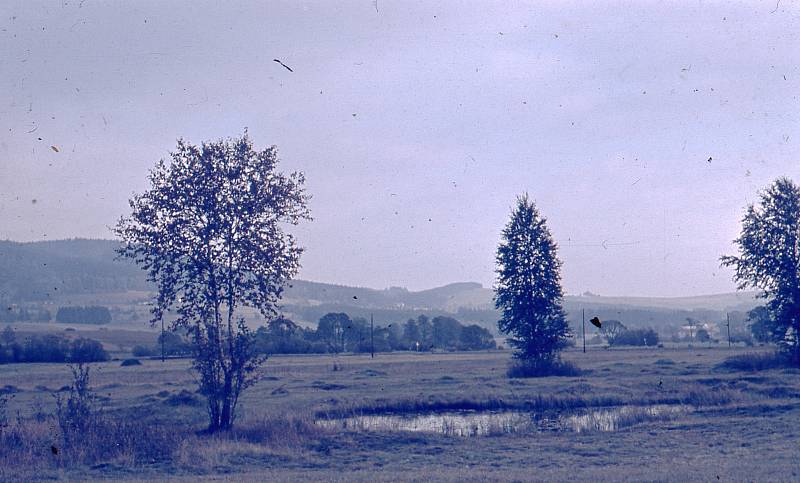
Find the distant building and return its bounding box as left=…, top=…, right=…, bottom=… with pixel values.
left=678, top=321, right=719, bottom=339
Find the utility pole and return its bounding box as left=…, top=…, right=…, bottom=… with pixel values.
left=160, top=315, right=165, bottom=363
left=582, top=308, right=586, bottom=354
left=726, top=312, right=731, bottom=348
left=370, top=313, right=374, bottom=359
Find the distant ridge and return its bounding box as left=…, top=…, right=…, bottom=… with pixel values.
left=0, top=238, right=149, bottom=301
left=1, top=239, right=759, bottom=315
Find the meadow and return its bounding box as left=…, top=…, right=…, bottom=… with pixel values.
left=1, top=338, right=799, bottom=482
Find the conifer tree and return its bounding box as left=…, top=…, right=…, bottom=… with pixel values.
left=495, top=194, right=570, bottom=365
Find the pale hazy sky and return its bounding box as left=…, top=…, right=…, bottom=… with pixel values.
left=1, top=1, right=799, bottom=297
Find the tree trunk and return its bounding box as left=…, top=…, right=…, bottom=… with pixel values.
left=208, top=396, right=221, bottom=432
left=218, top=371, right=234, bottom=431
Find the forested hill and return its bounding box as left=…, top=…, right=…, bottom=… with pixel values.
left=0, top=239, right=150, bottom=301
left=0, top=239, right=491, bottom=310
left=1, top=239, right=759, bottom=332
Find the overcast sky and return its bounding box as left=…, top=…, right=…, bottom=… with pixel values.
left=1, top=1, right=799, bottom=297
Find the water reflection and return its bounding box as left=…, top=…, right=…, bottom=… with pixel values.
left=317, top=404, right=692, bottom=437
left=564, top=404, right=691, bottom=433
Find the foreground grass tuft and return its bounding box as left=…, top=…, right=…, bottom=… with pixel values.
left=507, top=359, right=582, bottom=378
left=0, top=412, right=329, bottom=480
left=232, top=414, right=328, bottom=447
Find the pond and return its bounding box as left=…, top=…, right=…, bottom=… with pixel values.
left=316, top=404, right=693, bottom=437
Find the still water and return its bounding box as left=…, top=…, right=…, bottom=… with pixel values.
left=317, top=404, right=692, bottom=437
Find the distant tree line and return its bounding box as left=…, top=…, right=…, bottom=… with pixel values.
left=0, top=326, right=109, bottom=364
left=252, top=313, right=496, bottom=355
left=127, top=313, right=494, bottom=358
left=55, top=306, right=112, bottom=325
left=0, top=306, right=52, bottom=323
left=132, top=332, right=192, bottom=358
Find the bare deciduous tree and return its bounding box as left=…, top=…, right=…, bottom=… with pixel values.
left=600, top=319, right=627, bottom=346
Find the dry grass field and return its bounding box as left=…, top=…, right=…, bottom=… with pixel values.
left=1, top=345, right=799, bottom=482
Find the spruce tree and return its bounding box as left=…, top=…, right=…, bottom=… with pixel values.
left=495, top=194, right=571, bottom=365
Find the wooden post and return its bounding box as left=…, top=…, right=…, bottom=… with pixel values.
left=370, top=313, right=374, bottom=359
left=726, top=312, right=731, bottom=348
left=582, top=308, right=586, bottom=353
left=160, top=315, right=165, bottom=363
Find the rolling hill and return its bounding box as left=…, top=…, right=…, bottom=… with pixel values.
left=0, top=239, right=760, bottom=334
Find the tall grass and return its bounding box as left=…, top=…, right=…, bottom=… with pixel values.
left=0, top=411, right=329, bottom=480
left=231, top=413, right=329, bottom=447
left=0, top=363, right=330, bottom=480
left=566, top=404, right=692, bottom=433
left=318, top=383, right=742, bottom=422
left=719, top=352, right=793, bottom=372
left=0, top=393, right=8, bottom=427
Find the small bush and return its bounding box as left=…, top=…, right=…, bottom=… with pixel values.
left=0, top=335, right=108, bottom=364
left=507, top=359, right=582, bottom=378
left=120, top=358, right=141, bottom=367
left=23, top=335, right=69, bottom=362
left=695, top=329, right=713, bottom=343
left=54, top=364, right=97, bottom=445
left=730, top=333, right=754, bottom=347
left=614, top=328, right=659, bottom=347
left=158, top=331, right=191, bottom=356
left=68, top=338, right=109, bottom=363
left=131, top=332, right=191, bottom=358
left=0, top=385, right=18, bottom=395
left=132, top=345, right=157, bottom=357
left=719, top=352, right=792, bottom=372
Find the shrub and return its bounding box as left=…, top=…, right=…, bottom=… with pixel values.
left=54, top=364, right=98, bottom=446
left=600, top=319, right=627, bottom=346
left=130, top=332, right=191, bottom=358
left=68, top=338, right=109, bottom=363
left=120, top=358, right=141, bottom=367
left=459, top=324, right=497, bottom=350
left=21, top=335, right=69, bottom=362
left=614, top=328, right=659, bottom=346
left=0, top=335, right=108, bottom=364
left=507, top=358, right=582, bottom=378
left=158, top=331, right=191, bottom=356
left=132, top=345, right=157, bottom=357
left=719, top=352, right=792, bottom=372
left=695, top=329, right=711, bottom=343
left=730, top=332, right=755, bottom=347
